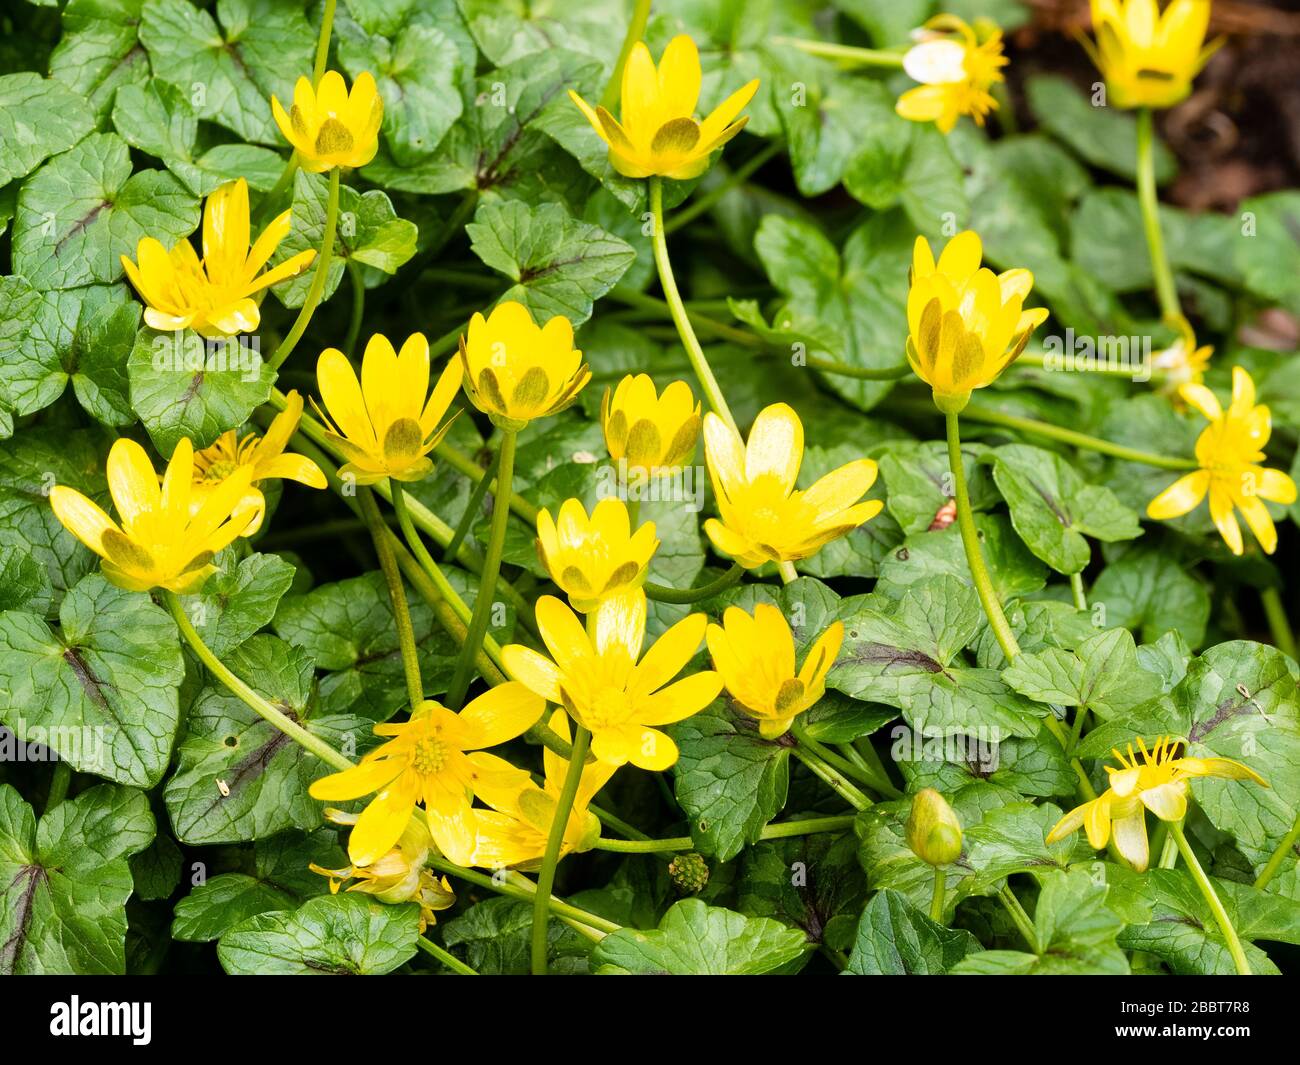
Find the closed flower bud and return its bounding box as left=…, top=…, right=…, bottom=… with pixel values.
left=905, top=788, right=963, bottom=866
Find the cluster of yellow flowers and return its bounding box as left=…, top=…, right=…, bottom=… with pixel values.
left=43, top=6, right=1287, bottom=927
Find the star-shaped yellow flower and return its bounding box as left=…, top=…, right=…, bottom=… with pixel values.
left=1046, top=735, right=1266, bottom=872
left=702, top=403, right=882, bottom=569
left=569, top=34, right=759, bottom=180
left=1147, top=366, right=1297, bottom=555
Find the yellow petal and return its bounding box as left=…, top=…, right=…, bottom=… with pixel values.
left=457, top=681, right=545, bottom=750
left=745, top=403, right=803, bottom=492
left=1146, top=469, right=1209, bottom=520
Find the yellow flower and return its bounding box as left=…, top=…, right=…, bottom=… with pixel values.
left=1083, top=0, right=1219, bottom=110
left=502, top=592, right=722, bottom=770
left=1147, top=366, right=1298, bottom=555
left=308, top=685, right=545, bottom=867
left=906, top=230, right=1049, bottom=413
left=313, top=332, right=463, bottom=485
left=702, top=403, right=882, bottom=569
left=191, top=390, right=326, bottom=535
left=569, top=34, right=759, bottom=180
left=458, top=301, right=590, bottom=430
left=50, top=437, right=259, bottom=595
left=905, top=788, right=964, bottom=866
left=896, top=15, right=1008, bottom=133
left=706, top=603, right=843, bottom=738
left=311, top=810, right=455, bottom=932
left=536, top=497, right=659, bottom=613
left=120, top=178, right=316, bottom=337
left=470, top=711, right=617, bottom=871
left=271, top=70, right=383, bottom=172
left=602, top=374, right=701, bottom=475
left=1046, top=736, right=1266, bottom=872
left=1153, top=319, right=1213, bottom=396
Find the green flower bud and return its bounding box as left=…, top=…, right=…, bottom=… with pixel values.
left=905, top=788, right=963, bottom=866
left=668, top=853, right=710, bottom=893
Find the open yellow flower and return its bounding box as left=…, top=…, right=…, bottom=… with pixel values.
left=120, top=178, right=316, bottom=337
left=1083, top=0, right=1219, bottom=110
left=470, top=711, right=617, bottom=871
left=702, top=403, right=882, bottom=569
left=458, top=301, right=590, bottom=430
left=311, top=810, right=455, bottom=932
left=313, top=332, right=463, bottom=485
left=502, top=592, right=722, bottom=771
left=602, top=375, right=701, bottom=475
left=896, top=15, right=1008, bottom=133
left=191, top=390, right=325, bottom=535
left=569, top=34, right=759, bottom=180
left=536, top=497, right=659, bottom=612
left=271, top=70, right=383, bottom=172
left=1147, top=366, right=1297, bottom=555
left=50, top=438, right=259, bottom=595
left=1046, top=736, right=1266, bottom=872
left=706, top=604, right=843, bottom=739
left=906, top=230, right=1049, bottom=413
left=308, top=686, right=544, bottom=868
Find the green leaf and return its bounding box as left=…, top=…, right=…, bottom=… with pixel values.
left=0, top=277, right=137, bottom=424
left=164, top=636, right=372, bottom=844
left=959, top=801, right=1094, bottom=896
left=843, top=888, right=979, bottom=975
left=0, top=547, right=52, bottom=615
left=1109, top=864, right=1300, bottom=974
left=139, top=0, right=315, bottom=145
left=467, top=200, right=635, bottom=327
left=592, top=898, right=810, bottom=975
left=129, top=833, right=182, bottom=901
left=1003, top=627, right=1164, bottom=720
left=458, top=0, right=625, bottom=67
left=127, top=327, right=275, bottom=453
left=896, top=725, right=1077, bottom=799
left=1026, top=75, right=1175, bottom=183
left=1236, top=191, right=1300, bottom=313
left=271, top=171, right=419, bottom=307
left=988, top=443, right=1142, bottom=575
left=0, top=72, right=96, bottom=187
left=13, top=132, right=199, bottom=291
left=878, top=439, right=998, bottom=536
left=49, top=0, right=152, bottom=119
left=1089, top=546, right=1210, bottom=647
left=0, top=782, right=155, bottom=974
left=217, top=892, right=421, bottom=975
left=112, top=80, right=284, bottom=197
left=439, top=895, right=592, bottom=974
left=833, top=575, right=1048, bottom=738
left=272, top=571, right=459, bottom=720
left=0, top=573, right=184, bottom=787
left=178, top=551, right=296, bottom=656
left=753, top=211, right=912, bottom=412
left=171, top=830, right=341, bottom=942
left=671, top=703, right=791, bottom=862
left=0, top=426, right=109, bottom=599
left=952, top=868, right=1129, bottom=975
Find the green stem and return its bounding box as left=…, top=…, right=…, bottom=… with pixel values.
left=165, top=592, right=352, bottom=772
left=415, top=936, right=478, bottom=975
left=600, top=0, right=652, bottom=111
left=589, top=803, right=650, bottom=841
left=1170, top=820, right=1251, bottom=975
left=946, top=411, right=1021, bottom=662
left=644, top=563, right=743, bottom=604
left=443, top=448, right=499, bottom=562
left=795, top=726, right=885, bottom=794
left=532, top=724, right=591, bottom=975
left=1260, top=587, right=1296, bottom=660
left=437, top=440, right=538, bottom=524
left=791, top=747, right=872, bottom=811
left=1017, top=350, right=1164, bottom=381
left=837, top=742, right=902, bottom=799
left=999, top=885, right=1040, bottom=953
left=45, top=761, right=71, bottom=813
left=270, top=166, right=340, bottom=371
left=1157, top=825, right=1179, bottom=869
left=649, top=176, right=738, bottom=433
left=360, top=487, right=424, bottom=709
left=446, top=430, right=516, bottom=709
left=852, top=738, right=902, bottom=799
left=312, top=0, right=337, bottom=84
left=1254, top=812, right=1300, bottom=891
left=1070, top=571, right=1088, bottom=612
left=1136, top=108, right=1181, bottom=324
left=257, top=154, right=299, bottom=220
left=772, top=36, right=906, bottom=67
left=930, top=867, right=947, bottom=923
left=426, top=855, right=619, bottom=935
left=343, top=261, right=365, bottom=357
left=807, top=355, right=913, bottom=381
left=593, top=814, right=857, bottom=853
left=391, top=482, right=473, bottom=631
left=665, top=141, right=784, bottom=235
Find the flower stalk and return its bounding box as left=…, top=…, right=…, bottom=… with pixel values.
left=531, top=724, right=591, bottom=975
left=360, top=487, right=424, bottom=710
left=1170, top=820, right=1251, bottom=975
left=269, top=166, right=340, bottom=371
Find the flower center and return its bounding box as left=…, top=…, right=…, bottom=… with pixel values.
left=589, top=688, right=633, bottom=729
left=199, top=459, right=240, bottom=483
left=412, top=736, right=448, bottom=777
